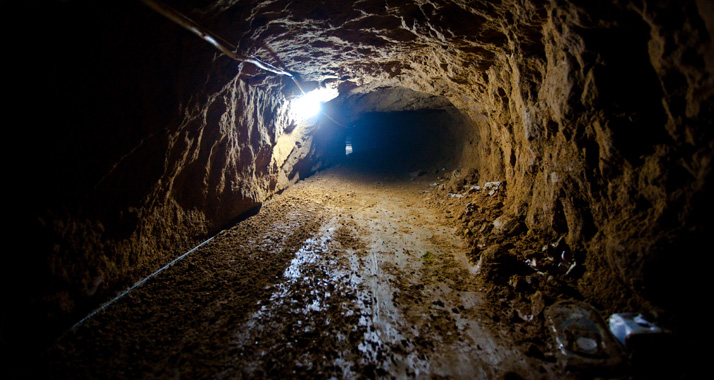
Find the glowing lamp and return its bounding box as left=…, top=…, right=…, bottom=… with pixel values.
left=290, top=88, right=339, bottom=121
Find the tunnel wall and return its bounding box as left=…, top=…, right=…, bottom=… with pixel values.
left=7, top=0, right=713, bottom=362
left=462, top=0, right=714, bottom=317
left=252, top=0, right=713, bottom=318
left=8, top=0, right=297, bottom=357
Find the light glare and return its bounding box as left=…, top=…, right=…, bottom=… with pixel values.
left=290, top=88, right=339, bottom=121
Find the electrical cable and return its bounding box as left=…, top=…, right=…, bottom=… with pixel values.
left=58, top=0, right=347, bottom=341
left=58, top=236, right=214, bottom=339
left=139, top=0, right=299, bottom=82
left=138, top=0, right=351, bottom=124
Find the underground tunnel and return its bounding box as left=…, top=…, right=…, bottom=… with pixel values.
left=4, top=0, right=713, bottom=378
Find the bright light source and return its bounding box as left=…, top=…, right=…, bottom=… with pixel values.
left=291, top=95, right=321, bottom=119
left=290, top=87, right=339, bottom=121
left=345, top=135, right=353, bottom=155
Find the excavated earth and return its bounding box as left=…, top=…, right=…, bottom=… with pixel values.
left=5, top=0, right=713, bottom=378
left=41, top=155, right=579, bottom=380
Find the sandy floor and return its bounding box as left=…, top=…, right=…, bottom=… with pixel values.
left=41, top=154, right=573, bottom=379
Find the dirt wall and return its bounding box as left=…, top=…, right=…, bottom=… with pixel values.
left=6, top=0, right=712, bottom=366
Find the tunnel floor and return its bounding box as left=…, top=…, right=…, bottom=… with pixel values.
left=43, top=154, right=573, bottom=379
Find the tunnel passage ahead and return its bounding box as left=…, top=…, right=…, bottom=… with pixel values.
left=346, top=110, right=463, bottom=172
left=12, top=1, right=711, bottom=377
left=304, top=87, right=475, bottom=179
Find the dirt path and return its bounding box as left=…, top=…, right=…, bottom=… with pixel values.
left=41, top=157, right=568, bottom=379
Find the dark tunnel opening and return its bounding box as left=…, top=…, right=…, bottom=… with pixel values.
left=6, top=0, right=714, bottom=378
left=299, top=87, right=474, bottom=180
left=310, top=109, right=469, bottom=182
left=344, top=110, right=462, bottom=172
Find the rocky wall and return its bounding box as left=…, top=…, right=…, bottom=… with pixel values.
left=8, top=0, right=294, bottom=360
left=250, top=0, right=714, bottom=325
left=469, top=0, right=714, bottom=323
left=240, top=0, right=714, bottom=322
left=6, top=0, right=713, bottom=365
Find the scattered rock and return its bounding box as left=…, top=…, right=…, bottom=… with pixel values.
left=515, top=307, right=534, bottom=322
left=463, top=202, right=477, bottom=217
left=530, top=291, right=546, bottom=317
left=448, top=179, right=466, bottom=193
left=463, top=168, right=480, bottom=185
left=483, top=181, right=504, bottom=196
left=492, top=214, right=526, bottom=236
left=509, top=275, right=530, bottom=292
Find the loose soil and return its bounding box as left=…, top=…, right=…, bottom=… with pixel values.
left=39, top=153, right=585, bottom=379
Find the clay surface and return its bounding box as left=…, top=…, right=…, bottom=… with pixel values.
left=42, top=155, right=575, bottom=379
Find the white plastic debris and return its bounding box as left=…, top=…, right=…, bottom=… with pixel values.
left=483, top=181, right=503, bottom=196
left=467, top=185, right=481, bottom=194
left=609, top=313, right=664, bottom=349
left=564, top=262, right=577, bottom=276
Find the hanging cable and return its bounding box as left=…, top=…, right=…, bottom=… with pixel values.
left=139, top=0, right=351, bottom=125
left=139, top=0, right=301, bottom=88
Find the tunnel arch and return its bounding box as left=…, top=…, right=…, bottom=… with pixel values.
left=9, top=1, right=713, bottom=376
left=297, top=87, right=478, bottom=177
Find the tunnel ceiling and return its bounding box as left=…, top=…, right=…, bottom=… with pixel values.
left=12, top=0, right=714, bottom=361
left=224, top=0, right=505, bottom=116
left=332, top=87, right=458, bottom=116
left=235, top=0, right=502, bottom=93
